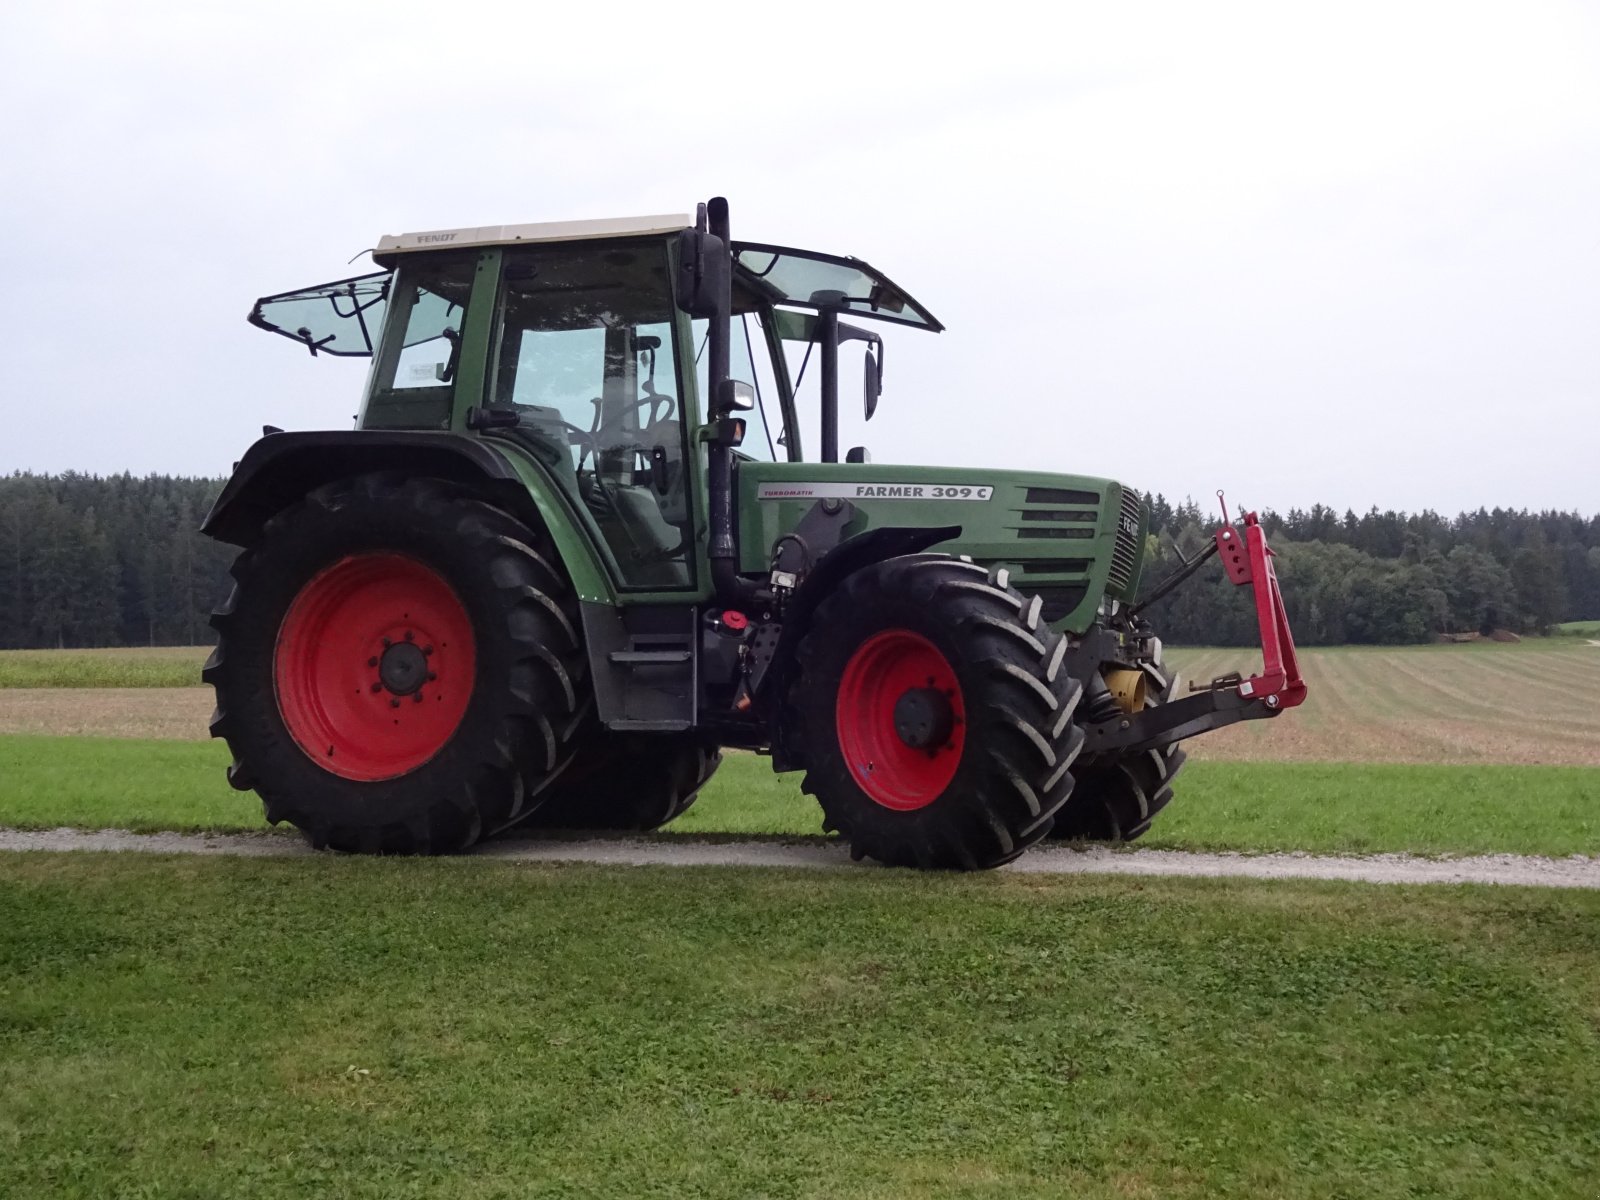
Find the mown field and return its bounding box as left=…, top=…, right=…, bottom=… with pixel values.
left=1172, top=641, right=1600, bottom=766
left=5, top=640, right=1598, bottom=766
left=1, top=641, right=1597, bottom=857
left=4, top=854, right=1599, bottom=1199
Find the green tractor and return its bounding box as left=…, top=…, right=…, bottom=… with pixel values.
left=203, top=196, right=1305, bottom=869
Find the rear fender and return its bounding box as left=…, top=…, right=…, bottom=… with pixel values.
left=202, top=431, right=613, bottom=603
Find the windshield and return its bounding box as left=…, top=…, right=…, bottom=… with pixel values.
left=732, top=243, right=941, bottom=330
left=248, top=271, right=389, bottom=356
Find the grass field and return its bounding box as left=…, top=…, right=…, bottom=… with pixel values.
left=1555, top=619, right=1600, bottom=637
left=0, top=645, right=205, bottom=689
left=4, top=735, right=1597, bottom=857
left=5, top=641, right=1597, bottom=766
left=1, top=854, right=1596, bottom=1199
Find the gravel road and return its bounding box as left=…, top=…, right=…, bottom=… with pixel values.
left=2, top=827, right=1597, bottom=889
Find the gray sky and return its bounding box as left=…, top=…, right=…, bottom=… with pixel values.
left=2, top=0, right=1596, bottom=516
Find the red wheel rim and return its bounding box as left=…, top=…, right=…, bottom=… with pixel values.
left=274, top=554, right=475, bottom=782
left=836, top=629, right=966, bottom=811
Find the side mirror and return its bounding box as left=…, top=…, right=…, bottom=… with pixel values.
left=674, top=228, right=728, bottom=319
left=863, top=345, right=882, bottom=421
left=715, top=379, right=755, bottom=413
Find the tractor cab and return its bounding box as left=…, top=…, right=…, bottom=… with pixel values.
left=248, top=213, right=939, bottom=591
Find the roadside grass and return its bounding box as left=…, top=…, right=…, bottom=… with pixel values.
left=3, top=734, right=1596, bottom=857
left=0, top=646, right=206, bottom=688
left=2, top=854, right=1597, bottom=1199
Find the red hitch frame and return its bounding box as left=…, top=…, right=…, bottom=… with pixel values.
left=1213, top=509, right=1307, bottom=711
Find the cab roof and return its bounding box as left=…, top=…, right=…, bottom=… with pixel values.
left=374, top=214, right=691, bottom=262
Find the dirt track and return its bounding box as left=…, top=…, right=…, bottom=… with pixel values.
left=2, top=828, right=1596, bottom=889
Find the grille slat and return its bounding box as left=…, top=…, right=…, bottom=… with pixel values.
left=1106, top=490, right=1143, bottom=593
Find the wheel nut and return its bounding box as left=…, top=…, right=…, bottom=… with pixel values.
left=389, top=698, right=401, bottom=709
left=367, top=657, right=379, bottom=668
left=412, top=692, right=424, bottom=704
left=423, top=645, right=434, bottom=657
left=404, top=630, right=414, bottom=642
left=370, top=682, right=383, bottom=693
left=427, top=672, right=437, bottom=683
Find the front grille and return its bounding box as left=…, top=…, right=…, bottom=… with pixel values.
left=1106, top=490, right=1143, bottom=594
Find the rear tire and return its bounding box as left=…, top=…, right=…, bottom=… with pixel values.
left=204, top=475, right=589, bottom=854
left=519, top=733, right=722, bottom=831
left=1051, top=663, right=1188, bottom=842
left=785, top=556, right=1084, bottom=870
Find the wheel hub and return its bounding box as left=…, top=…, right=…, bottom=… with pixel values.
left=835, top=629, right=967, bottom=811
left=893, top=687, right=954, bottom=749
left=274, top=553, right=474, bottom=782
left=378, top=640, right=428, bottom=696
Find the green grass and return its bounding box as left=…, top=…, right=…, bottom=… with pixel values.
left=0, top=646, right=207, bottom=688
left=1553, top=619, right=1600, bottom=637
left=1, top=854, right=1597, bottom=1198
left=3, top=735, right=1597, bottom=857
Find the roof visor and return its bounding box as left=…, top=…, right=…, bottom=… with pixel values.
left=732, top=242, right=943, bottom=331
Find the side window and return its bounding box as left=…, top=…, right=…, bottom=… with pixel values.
left=692, top=312, right=785, bottom=461
left=364, top=256, right=475, bottom=429
left=493, top=244, right=693, bottom=589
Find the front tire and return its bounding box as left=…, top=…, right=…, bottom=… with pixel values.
left=204, top=475, right=589, bottom=854
left=785, top=556, right=1084, bottom=870
left=1051, top=662, right=1188, bottom=842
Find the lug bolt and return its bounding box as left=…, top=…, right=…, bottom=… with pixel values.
left=423, top=645, right=434, bottom=657
left=382, top=637, right=392, bottom=648
left=390, top=698, right=401, bottom=709
left=427, top=672, right=437, bottom=682
left=413, top=693, right=424, bottom=704
left=370, top=682, right=383, bottom=694
left=367, top=656, right=379, bottom=668
left=404, top=630, right=414, bottom=642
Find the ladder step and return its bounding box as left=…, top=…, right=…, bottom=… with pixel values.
left=609, top=649, right=691, bottom=665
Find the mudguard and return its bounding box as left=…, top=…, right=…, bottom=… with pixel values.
left=201, top=430, right=613, bottom=604
left=764, top=523, right=960, bottom=770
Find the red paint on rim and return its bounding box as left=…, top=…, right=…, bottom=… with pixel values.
left=274, top=554, right=475, bottom=781
left=836, top=629, right=966, bottom=811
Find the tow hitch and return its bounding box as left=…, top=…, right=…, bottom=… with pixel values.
left=1084, top=498, right=1307, bottom=756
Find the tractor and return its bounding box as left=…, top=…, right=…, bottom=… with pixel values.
left=202, top=196, right=1305, bottom=869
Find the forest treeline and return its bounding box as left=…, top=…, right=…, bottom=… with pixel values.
left=0, top=473, right=1596, bottom=649
left=1145, top=496, right=1600, bottom=645
left=0, top=473, right=233, bottom=649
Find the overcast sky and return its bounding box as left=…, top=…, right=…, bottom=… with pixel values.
left=2, top=0, right=1595, bottom=517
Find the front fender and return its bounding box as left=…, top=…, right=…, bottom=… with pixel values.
left=764, top=524, right=959, bottom=768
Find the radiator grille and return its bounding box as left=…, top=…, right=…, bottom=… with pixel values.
left=1106, top=490, right=1143, bottom=594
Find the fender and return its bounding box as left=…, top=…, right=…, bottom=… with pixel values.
left=763, top=523, right=960, bottom=769
left=201, top=430, right=613, bottom=603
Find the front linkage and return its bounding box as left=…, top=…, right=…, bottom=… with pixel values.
left=1082, top=504, right=1307, bottom=760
